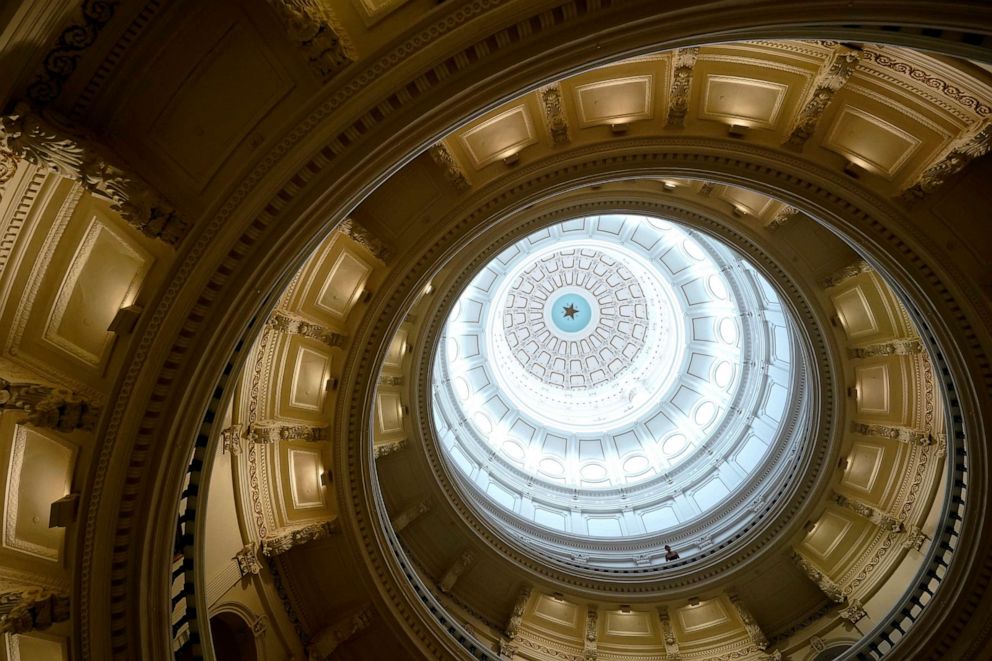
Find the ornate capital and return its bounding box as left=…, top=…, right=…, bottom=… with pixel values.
left=504, top=585, right=532, bottom=639
left=765, top=205, right=799, bottom=232
left=729, top=592, right=768, bottom=650
left=391, top=498, right=431, bottom=534
left=0, top=378, right=99, bottom=432
left=0, top=103, right=185, bottom=244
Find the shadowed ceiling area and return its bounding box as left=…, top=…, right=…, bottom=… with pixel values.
left=0, top=2, right=991, bottom=661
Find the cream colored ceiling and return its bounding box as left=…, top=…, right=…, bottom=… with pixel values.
left=0, top=1, right=983, bottom=657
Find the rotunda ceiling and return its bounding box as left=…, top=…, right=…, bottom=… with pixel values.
left=431, top=213, right=806, bottom=565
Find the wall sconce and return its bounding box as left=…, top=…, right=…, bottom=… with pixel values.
left=844, top=160, right=866, bottom=179
left=320, top=470, right=333, bottom=486
left=402, top=404, right=410, bottom=416
left=610, top=123, right=629, bottom=135
left=552, top=592, right=564, bottom=602
left=847, top=386, right=859, bottom=399
left=838, top=457, right=850, bottom=470
left=423, top=283, right=434, bottom=296
left=731, top=204, right=748, bottom=218
left=618, top=604, right=631, bottom=614
left=361, top=289, right=374, bottom=304
left=502, top=152, right=519, bottom=166
left=804, top=520, right=817, bottom=533
left=661, top=180, right=677, bottom=191
left=687, top=597, right=701, bottom=607
left=108, top=304, right=144, bottom=334
left=727, top=124, right=749, bottom=139
left=325, top=377, right=339, bottom=391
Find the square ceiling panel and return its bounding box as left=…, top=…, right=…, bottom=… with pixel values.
left=459, top=105, right=537, bottom=168
left=701, top=75, right=788, bottom=128
left=573, top=75, right=655, bottom=127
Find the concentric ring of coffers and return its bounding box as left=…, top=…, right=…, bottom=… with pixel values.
left=431, top=214, right=809, bottom=569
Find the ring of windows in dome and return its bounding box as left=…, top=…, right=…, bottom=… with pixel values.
left=430, top=214, right=805, bottom=567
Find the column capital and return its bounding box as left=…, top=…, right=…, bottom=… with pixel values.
left=0, top=377, right=98, bottom=432
left=261, top=519, right=338, bottom=557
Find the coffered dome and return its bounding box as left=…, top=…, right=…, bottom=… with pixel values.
left=432, top=213, right=803, bottom=567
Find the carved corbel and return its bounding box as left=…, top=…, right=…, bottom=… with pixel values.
left=902, top=120, right=992, bottom=201
left=539, top=83, right=570, bottom=145
left=831, top=492, right=903, bottom=532
left=666, top=48, right=699, bottom=128
left=373, top=439, right=408, bottom=459
left=658, top=607, right=681, bottom=660
left=307, top=603, right=374, bottom=660
left=0, top=588, right=70, bottom=634
left=261, top=520, right=338, bottom=556
left=820, top=259, right=871, bottom=289
left=848, top=338, right=924, bottom=359
left=267, top=311, right=346, bottom=348
left=728, top=591, right=769, bottom=650
left=583, top=606, right=598, bottom=660
left=0, top=103, right=186, bottom=244
left=248, top=420, right=328, bottom=443
left=439, top=550, right=474, bottom=593
left=391, top=498, right=431, bottom=534
left=338, top=218, right=393, bottom=263
left=852, top=422, right=932, bottom=446
left=0, top=378, right=99, bottom=432
left=235, top=544, right=262, bottom=577
left=428, top=142, right=470, bottom=192
left=265, top=0, right=354, bottom=81
left=786, top=45, right=862, bottom=149
left=792, top=551, right=845, bottom=603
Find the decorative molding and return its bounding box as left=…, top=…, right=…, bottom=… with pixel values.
left=539, top=83, right=570, bottom=146
left=0, top=103, right=186, bottom=244
left=221, top=424, right=243, bottom=455
left=25, top=0, right=122, bottom=106
left=0, top=588, right=70, bottom=634
left=504, top=584, right=531, bottom=639
left=391, top=498, right=431, bottom=534
left=265, top=0, right=354, bottom=81
left=838, top=598, right=867, bottom=624
left=379, top=374, right=403, bottom=386
left=583, top=606, right=597, bottom=661
left=859, top=49, right=992, bottom=118
left=785, top=45, right=862, bottom=149
left=728, top=592, right=768, bottom=650
left=851, top=422, right=932, bottom=446
left=234, top=544, right=261, bottom=578
left=848, top=337, right=924, bottom=359
left=307, top=603, right=374, bottom=659
left=267, top=310, right=345, bottom=348
left=831, top=491, right=903, bottom=532
left=0, top=378, right=98, bottom=432
left=247, top=420, right=327, bottom=443
left=261, top=519, right=338, bottom=556
left=439, top=550, right=474, bottom=593
left=820, top=259, right=871, bottom=289
left=338, top=218, right=392, bottom=263
left=901, top=120, right=992, bottom=201
left=658, top=606, right=681, bottom=660
left=665, top=47, right=699, bottom=128
left=791, top=551, right=845, bottom=603
left=765, top=204, right=799, bottom=232
left=428, top=143, right=470, bottom=192
left=373, top=438, right=408, bottom=459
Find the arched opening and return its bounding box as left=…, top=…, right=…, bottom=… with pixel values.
left=208, top=612, right=258, bottom=661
